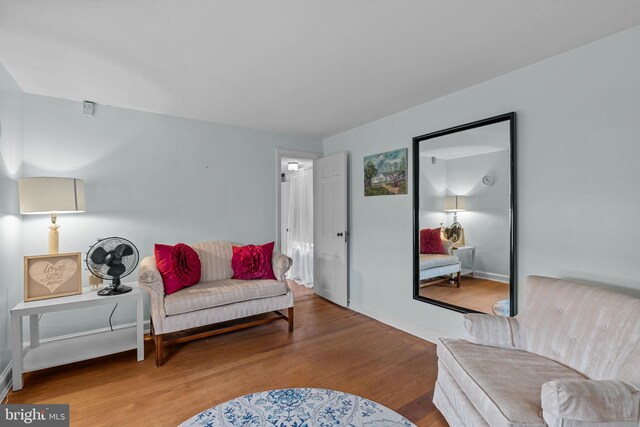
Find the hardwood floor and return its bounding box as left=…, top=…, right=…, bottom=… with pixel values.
left=7, top=284, right=447, bottom=426
left=420, top=276, right=508, bottom=314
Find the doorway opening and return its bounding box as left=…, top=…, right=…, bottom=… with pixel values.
left=276, top=149, right=321, bottom=290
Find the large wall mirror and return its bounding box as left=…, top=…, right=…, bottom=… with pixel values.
left=412, top=113, right=516, bottom=316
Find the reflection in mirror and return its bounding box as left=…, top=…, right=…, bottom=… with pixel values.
left=413, top=113, right=516, bottom=316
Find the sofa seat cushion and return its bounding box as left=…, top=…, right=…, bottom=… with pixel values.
left=164, top=279, right=289, bottom=316
left=438, top=338, right=586, bottom=427
left=419, top=254, right=459, bottom=269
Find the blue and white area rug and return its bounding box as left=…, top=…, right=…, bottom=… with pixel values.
left=492, top=298, right=510, bottom=317
left=180, top=388, right=416, bottom=426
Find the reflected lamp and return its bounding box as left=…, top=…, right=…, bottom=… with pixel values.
left=444, top=195, right=466, bottom=224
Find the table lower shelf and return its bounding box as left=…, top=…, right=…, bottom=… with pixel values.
left=23, top=327, right=139, bottom=372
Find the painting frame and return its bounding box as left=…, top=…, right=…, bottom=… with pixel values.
left=364, top=148, right=408, bottom=197
left=24, top=252, right=82, bottom=302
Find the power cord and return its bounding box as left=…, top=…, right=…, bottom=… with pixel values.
left=108, top=303, right=118, bottom=332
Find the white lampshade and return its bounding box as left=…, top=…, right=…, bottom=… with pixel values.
left=444, top=195, right=467, bottom=212
left=19, top=177, right=86, bottom=214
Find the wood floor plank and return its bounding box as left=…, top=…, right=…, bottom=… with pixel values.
left=420, top=277, right=508, bottom=313
left=7, top=283, right=446, bottom=426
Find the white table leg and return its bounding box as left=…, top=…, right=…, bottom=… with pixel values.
left=472, top=248, right=476, bottom=277
left=11, top=312, right=23, bottom=391
left=30, top=314, right=40, bottom=349
left=136, top=295, right=144, bottom=361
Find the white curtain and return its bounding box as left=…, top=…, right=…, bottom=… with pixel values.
left=285, top=168, right=313, bottom=287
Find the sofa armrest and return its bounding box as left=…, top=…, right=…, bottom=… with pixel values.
left=138, top=256, right=165, bottom=296
left=272, top=252, right=293, bottom=281
left=542, top=379, right=640, bottom=425
left=463, top=313, right=525, bottom=350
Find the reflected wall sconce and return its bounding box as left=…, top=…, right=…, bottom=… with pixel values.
left=444, top=195, right=467, bottom=224
left=19, top=177, right=86, bottom=254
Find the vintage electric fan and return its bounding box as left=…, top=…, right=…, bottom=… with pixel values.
left=86, top=237, right=139, bottom=296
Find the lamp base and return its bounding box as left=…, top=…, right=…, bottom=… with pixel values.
left=98, top=285, right=132, bottom=296
left=48, top=218, right=60, bottom=254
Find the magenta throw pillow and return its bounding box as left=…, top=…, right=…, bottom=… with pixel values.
left=420, top=228, right=446, bottom=254
left=231, top=242, right=277, bottom=280
left=171, top=243, right=201, bottom=285
left=155, top=243, right=201, bottom=295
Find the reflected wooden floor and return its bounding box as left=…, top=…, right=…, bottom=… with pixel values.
left=7, top=282, right=447, bottom=426
left=420, top=277, right=508, bottom=314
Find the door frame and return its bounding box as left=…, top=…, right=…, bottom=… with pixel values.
left=275, top=148, right=322, bottom=253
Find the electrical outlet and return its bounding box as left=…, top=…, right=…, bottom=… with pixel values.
left=82, top=101, right=95, bottom=116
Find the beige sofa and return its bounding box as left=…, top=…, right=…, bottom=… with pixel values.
left=138, top=240, right=293, bottom=366
left=434, top=275, right=640, bottom=427
left=419, top=239, right=461, bottom=286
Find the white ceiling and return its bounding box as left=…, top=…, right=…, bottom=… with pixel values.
left=1, top=1, right=639, bottom=139
left=420, top=121, right=509, bottom=160
left=281, top=157, right=313, bottom=172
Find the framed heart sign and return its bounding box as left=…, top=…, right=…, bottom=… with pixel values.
left=24, top=252, right=82, bottom=301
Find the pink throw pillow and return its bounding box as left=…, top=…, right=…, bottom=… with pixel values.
left=420, top=228, right=446, bottom=254
left=231, top=242, right=277, bottom=280
left=155, top=243, right=201, bottom=295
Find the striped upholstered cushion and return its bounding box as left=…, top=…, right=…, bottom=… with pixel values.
left=419, top=254, right=460, bottom=269
left=191, top=241, right=235, bottom=282
left=518, top=276, right=640, bottom=382
left=164, top=279, right=289, bottom=316
left=438, top=338, right=585, bottom=427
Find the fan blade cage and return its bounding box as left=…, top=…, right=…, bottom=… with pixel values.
left=86, top=237, right=139, bottom=280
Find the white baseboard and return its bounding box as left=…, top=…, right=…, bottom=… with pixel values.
left=0, top=320, right=151, bottom=400
left=348, top=302, right=456, bottom=344
left=474, top=271, right=510, bottom=283
left=0, top=361, right=12, bottom=402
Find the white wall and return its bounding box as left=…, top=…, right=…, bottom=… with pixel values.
left=445, top=150, right=510, bottom=277
left=20, top=94, right=321, bottom=339
left=418, top=156, right=447, bottom=228
left=0, top=63, right=24, bottom=382
left=323, top=25, right=640, bottom=340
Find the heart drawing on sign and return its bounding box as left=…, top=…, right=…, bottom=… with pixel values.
left=29, top=259, right=78, bottom=294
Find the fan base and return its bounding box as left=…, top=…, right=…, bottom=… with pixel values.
left=98, top=285, right=132, bottom=296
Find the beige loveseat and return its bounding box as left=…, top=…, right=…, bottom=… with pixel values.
left=419, top=239, right=461, bottom=285
left=138, top=241, right=293, bottom=366
left=434, top=275, right=640, bottom=427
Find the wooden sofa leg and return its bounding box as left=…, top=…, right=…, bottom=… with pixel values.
left=456, top=271, right=461, bottom=288
left=288, top=307, right=294, bottom=332
left=155, top=334, right=164, bottom=367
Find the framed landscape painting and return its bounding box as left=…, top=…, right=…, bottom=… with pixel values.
left=364, top=148, right=408, bottom=196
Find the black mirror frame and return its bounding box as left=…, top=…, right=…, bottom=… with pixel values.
left=412, top=112, right=517, bottom=316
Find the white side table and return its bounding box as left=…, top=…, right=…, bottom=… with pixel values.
left=11, top=284, right=144, bottom=391
left=452, top=245, right=476, bottom=277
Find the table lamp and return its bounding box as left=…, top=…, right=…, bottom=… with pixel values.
left=444, top=195, right=466, bottom=224
left=18, top=177, right=86, bottom=254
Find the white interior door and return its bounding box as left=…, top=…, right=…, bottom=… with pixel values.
left=281, top=182, right=290, bottom=256
left=313, top=152, right=348, bottom=306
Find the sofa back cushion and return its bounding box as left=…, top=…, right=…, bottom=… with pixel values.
left=190, top=241, right=235, bottom=282
left=518, top=276, right=640, bottom=382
